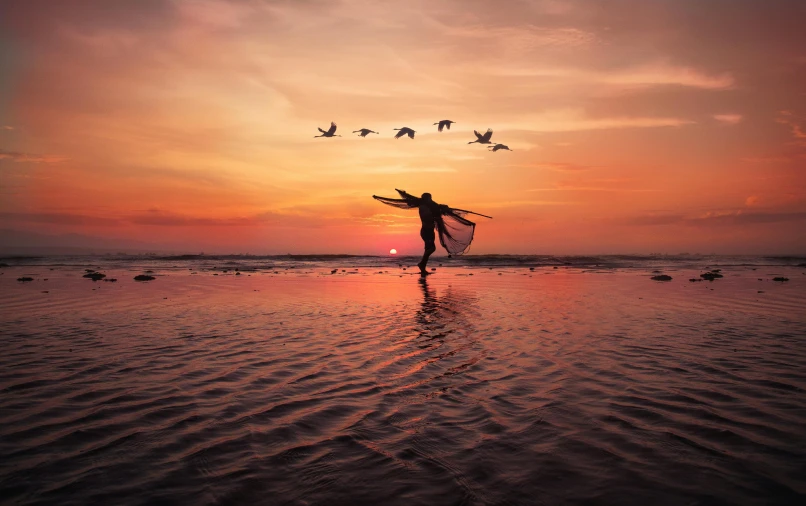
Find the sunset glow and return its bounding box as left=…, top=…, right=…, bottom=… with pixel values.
left=1, top=0, right=805, bottom=254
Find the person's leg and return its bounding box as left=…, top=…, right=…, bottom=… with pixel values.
left=418, top=233, right=436, bottom=275
left=419, top=245, right=436, bottom=275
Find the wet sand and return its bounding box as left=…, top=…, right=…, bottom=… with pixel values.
left=1, top=265, right=805, bottom=505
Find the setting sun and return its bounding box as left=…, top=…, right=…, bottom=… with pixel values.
left=390, top=249, right=397, bottom=255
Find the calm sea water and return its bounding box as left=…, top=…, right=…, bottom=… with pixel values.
left=3, top=253, right=806, bottom=270
left=1, top=257, right=805, bottom=505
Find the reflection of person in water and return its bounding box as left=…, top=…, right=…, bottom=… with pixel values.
left=415, top=278, right=483, bottom=379
left=418, top=193, right=443, bottom=276
left=416, top=277, right=442, bottom=338
left=416, top=277, right=468, bottom=337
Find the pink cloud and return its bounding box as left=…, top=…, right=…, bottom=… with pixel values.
left=776, top=111, right=806, bottom=143
left=713, top=114, right=742, bottom=125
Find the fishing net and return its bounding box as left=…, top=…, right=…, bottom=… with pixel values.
left=373, top=189, right=477, bottom=256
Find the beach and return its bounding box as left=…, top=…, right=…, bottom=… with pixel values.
left=1, top=258, right=805, bottom=505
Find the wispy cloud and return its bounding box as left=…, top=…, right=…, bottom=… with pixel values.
left=356, top=166, right=457, bottom=174
left=599, top=64, right=734, bottom=90
left=0, top=149, right=66, bottom=163
left=776, top=110, right=806, bottom=144
left=442, top=24, right=599, bottom=50
left=481, top=200, right=578, bottom=208
left=501, top=110, right=694, bottom=133
left=0, top=207, right=347, bottom=229
left=529, top=186, right=656, bottom=192
left=484, top=63, right=734, bottom=90
left=520, top=162, right=598, bottom=172
left=528, top=178, right=655, bottom=192
left=0, top=212, right=120, bottom=226
left=714, top=114, right=742, bottom=125
left=129, top=209, right=263, bottom=227
left=628, top=210, right=806, bottom=226
left=741, top=156, right=795, bottom=163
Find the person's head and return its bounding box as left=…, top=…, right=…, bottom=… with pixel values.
left=421, top=192, right=432, bottom=202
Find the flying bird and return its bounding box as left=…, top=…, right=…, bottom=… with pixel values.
left=468, top=128, right=493, bottom=145
left=394, top=127, right=416, bottom=139
left=353, top=128, right=379, bottom=137
left=434, top=120, right=455, bottom=132
left=488, top=143, right=512, bottom=152
left=315, top=122, right=341, bottom=138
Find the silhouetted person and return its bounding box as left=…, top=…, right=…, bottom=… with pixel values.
left=373, top=188, right=490, bottom=258
left=418, top=193, right=441, bottom=276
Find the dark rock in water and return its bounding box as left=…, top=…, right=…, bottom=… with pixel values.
left=236, top=272, right=241, bottom=275
left=652, top=270, right=662, bottom=274
left=773, top=277, right=789, bottom=282
left=530, top=267, right=535, bottom=271
left=758, top=291, right=764, bottom=293
left=85, top=269, right=95, bottom=273
left=0, top=263, right=9, bottom=268
left=83, top=272, right=106, bottom=281
left=145, top=270, right=154, bottom=274
left=431, top=268, right=436, bottom=271
left=798, top=263, right=806, bottom=267
left=331, top=269, right=338, bottom=274
left=553, top=266, right=558, bottom=270
left=134, top=275, right=155, bottom=281
left=17, top=277, right=34, bottom=282
left=104, top=278, right=118, bottom=282
left=700, top=272, right=723, bottom=281
left=651, top=275, right=672, bottom=281
left=711, top=269, right=721, bottom=273
left=689, top=278, right=702, bottom=282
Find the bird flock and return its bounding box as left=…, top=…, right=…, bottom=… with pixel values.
left=315, top=121, right=512, bottom=152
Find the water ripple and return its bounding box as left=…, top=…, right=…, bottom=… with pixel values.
left=1, top=267, right=805, bottom=504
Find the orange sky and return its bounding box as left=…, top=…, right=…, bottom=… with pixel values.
left=1, top=0, right=805, bottom=255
